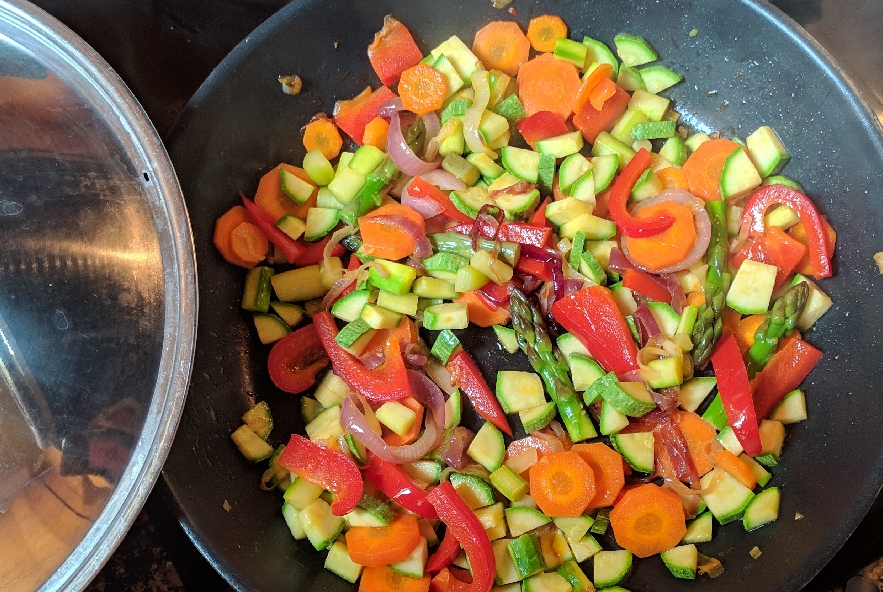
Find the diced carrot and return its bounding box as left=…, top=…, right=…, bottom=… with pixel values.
left=657, top=167, right=689, bottom=190
left=383, top=395, right=425, bottom=446
left=571, top=442, right=626, bottom=510
left=429, top=568, right=471, bottom=592
left=622, top=201, right=697, bottom=271
left=526, top=15, right=568, bottom=52
left=788, top=216, right=837, bottom=278
left=253, top=163, right=317, bottom=221
left=723, top=306, right=741, bottom=338
left=609, top=483, right=687, bottom=558
left=302, top=115, right=343, bottom=160
left=229, top=221, right=268, bottom=267
left=472, top=21, right=531, bottom=77
left=735, top=313, right=766, bottom=354
left=399, top=63, right=448, bottom=115
left=363, top=116, right=390, bottom=149
left=367, top=15, right=424, bottom=87
left=685, top=290, right=705, bottom=308
left=334, top=85, right=397, bottom=144
left=529, top=450, right=596, bottom=517
left=710, top=448, right=757, bottom=490
left=346, top=513, right=422, bottom=567
left=516, top=53, right=581, bottom=121
left=360, top=565, right=430, bottom=592
left=572, top=83, right=630, bottom=144
left=455, top=291, right=510, bottom=327
left=675, top=411, right=717, bottom=478
left=574, top=63, right=614, bottom=114
left=213, top=205, right=261, bottom=268
left=681, top=138, right=741, bottom=201
left=358, top=203, right=426, bottom=260
left=588, top=77, right=617, bottom=111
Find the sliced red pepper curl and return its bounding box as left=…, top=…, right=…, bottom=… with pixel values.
left=517, top=110, right=569, bottom=149
left=449, top=221, right=552, bottom=248
left=277, top=434, right=363, bottom=516
left=741, top=184, right=833, bottom=279
left=732, top=226, right=807, bottom=288
left=427, top=482, right=495, bottom=592
left=362, top=452, right=438, bottom=519
left=267, top=324, right=330, bottom=394
left=607, top=148, right=675, bottom=238
left=408, top=176, right=475, bottom=225
left=710, top=334, right=762, bottom=456
left=622, top=268, right=672, bottom=305
left=425, top=527, right=460, bottom=573
left=292, top=232, right=346, bottom=266
left=240, top=194, right=305, bottom=263
left=446, top=350, right=512, bottom=436
left=551, top=285, right=639, bottom=376
left=751, top=336, right=822, bottom=420
left=313, top=311, right=411, bottom=402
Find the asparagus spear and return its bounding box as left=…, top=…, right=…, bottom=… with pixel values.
left=509, top=287, right=598, bottom=441
left=691, top=200, right=732, bottom=369
left=745, top=282, right=809, bottom=376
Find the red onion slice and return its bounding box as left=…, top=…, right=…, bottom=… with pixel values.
left=437, top=426, right=474, bottom=469
left=419, top=169, right=467, bottom=191
left=658, top=272, right=686, bottom=314
left=401, top=178, right=445, bottom=219
left=386, top=109, right=440, bottom=176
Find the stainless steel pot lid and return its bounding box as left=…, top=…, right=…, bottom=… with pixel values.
left=0, top=0, right=197, bottom=590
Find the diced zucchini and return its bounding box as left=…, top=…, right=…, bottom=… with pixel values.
left=231, top=424, right=274, bottom=462
left=720, top=146, right=762, bottom=200
left=390, top=537, right=429, bottom=578
left=242, top=266, right=274, bottom=312
left=412, top=276, right=458, bottom=300
left=272, top=264, right=327, bottom=302
left=523, top=572, right=571, bottom=592
left=324, top=540, right=363, bottom=583
left=242, top=400, right=273, bottom=439
left=430, top=36, right=481, bottom=83
left=681, top=511, right=713, bottom=544
left=740, top=453, right=773, bottom=487
left=640, top=65, right=683, bottom=93
left=792, top=274, right=833, bottom=331
left=334, top=317, right=376, bottom=355
left=476, top=502, right=508, bottom=541
left=431, top=329, right=462, bottom=365
left=592, top=131, right=635, bottom=168
left=368, top=259, right=417, bottom=295
left=610, top=430, right=655, bottom=473
left=280, top=168, right=315, bottom=204
left=449, top=472, right=497, bottom=509
left=518, top=402, right=557, bottom=433
left=582, top=37, right=619, bottom=77
left=467, top=421, right=506, bottom=472
left=505, top=506, right=551, bottom=538
left=423, top=302, right=469, bottom=330
left=742, top=487, right=781, bottom=531
left=727, top=259, right=777, bottom=314
left=585, top=373, right=656, bottom=417
left=746, top=125, right=790, bottom=177
left=591, top=154, right=619, bottom=193
left=298, top=498, right=345, bottom=550
left=304, top=207, right=340, bottom=241
left=495, top=370, right=546, bottom=414
left=492, top=324, right=519, bottom=354
left=377, top=290, right=419, bottom=316
left=376, top=400, right=418, bottom=436
left=629, top=89, right=670, bottom=121
left=536, top=131, right=584, bottom=159
left=275, top=214, right=307, bottom=241
left=593, top=549, right=633, bottom=589
left=402, top=459, right=444, bottom=487
left=556, top=560, right=592, bottom=592
left=493, top=539, right=522, bottom=585
left=282, top=502, right=306, bottom=540
left=717, top=425, right=744, bottom=455
left=303, top=150, right=335, bottom=185
left=568, top=533, right=603, bottom=563
left=501, top=146, right=540, bottom=183
left=305, top=405, right=342, bottom=441
left=313, top=371, right=348, bottom=408
left=283, top=476, right=325, bottom=510
left=660, top=136, right=688, bottom=166
left=770, top=389, right=807, bottom=424
left=300, top=397, right=324, bottom=424
left=270, top=301, right=305, bottom=327
left=330, top=289, right=372, bottom=322
left=661, top=544, right=698, bottom=580
left=360, top=302, right=403, bottom=329
left=253, top=313, right=290, bottom=344
left=508, top=533, right=546, bottom=580
left=700, top=468, right=755, bottom=524
left=597, top=400, right=630, bottom=435
left=443, top=152, right=481, bottom=185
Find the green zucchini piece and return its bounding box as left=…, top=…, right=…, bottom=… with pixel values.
left=505, top=506, right=551, bottom=538
left=508, top=533, right=546, bottom=579
left=593, top=549, right=633, bottom=589
left=253, top=313, right=291, bottom=345
left=582, top=37, right=619, bottom=77
left=742, top=487, right=781, bottom=531
left=700, top=468, right=755, bottom=524
left=242, top=400, right=273, bottom=439
left=467, top=421, right=506, bottom=472
left=610, top=431, right=655, bottom=473
left=230, top=424, right=274, bottom=462
left=299, top=498, right=345, bottom=550
left=726, top=259, right=777, bottom=315
left=746, top=125, right=790, bottom=177
left=424, top=302, right=470, bottom=330
left=661, top=544, right=698, bottom=579
left=242, top=266, right=274, bottom=312
left=449, top=472, right=496, bottom=509
left=681, top=511, right=713, bottom=544
left=640, top=65, right=684, bottom=93
left=324, top=540, right=363, bottom=583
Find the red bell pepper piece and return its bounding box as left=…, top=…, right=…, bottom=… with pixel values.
left=292, top=232, right=346, bottom=266
left=517, top=111, right=569, bottom=148
left=277, top=434, right=363, bottom=516
left=710, top=334, right=762, bottom=456
left=741, top=184, right=833, bottom=279
left=367, top=16, right=423, bottom=86
left=751, top=336, right=822, bottom=420
left=572, top=83, right=630, bottom=143
left=515, top=256, right=554, bottom=281
left=362, top=452, right=438, bottom=519
left=427, top=482, right=495, bottom=592
left=732, top=226, right=807, bottom=288
left=446, top=350, right=512, bottom=436
left=622, top=268, right=672, bottom=304
left=267, top=324, right=330, bottom=393
left=448, top=221, right=552, bottom=248
left=530, top=196, right=552, bottom=228
left=551, top=285, right=639, bottom=376
left=240, top=194, right=305, bottom=263
left=409, top=176, right=475, bottom=225
left=313, top=311, right=411, bottom=402
left=607, top=148, right=675, bottom=238
left=333, top=85, right=397, bottom=144
left=426, top=528, right=461, bottom=573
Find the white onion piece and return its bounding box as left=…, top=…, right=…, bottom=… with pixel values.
left=463, top=69, right=496, bottom=158
left=322, top=261, right=383, bottom=310
left=621, top=189, right=712, bottom=274
left=323, top=225, right=356, bottom=277
left=386, top=109, right=440, bottom=176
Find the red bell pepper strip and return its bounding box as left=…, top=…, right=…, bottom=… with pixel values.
left=427, top=482, right=495, bottom=592
left=292, top=232, right=346, bottom=266
left=710, top=334, right=762, bottom=456
left=551, top=285, right=639, bottom=376
left=313, top=311, right=411, bottom=402
left=362, top=452, right=438, bottom=519
left=741, top=184, right=833, bottom=279
left=333, top=85, right=397, bottom=144
left=240, top=194, right=305, bottom=263
left=530, top=196, right=552, bottom=228
left=622, top=268, right=672, bottom=304
left=751, top=336, right=822, bottom=420
left=607, top=148, right=675, bottom=238
left=408, top=176, right=475, bottom=225
left=515, top=256, right=554, bottom=281
left=517, top=110, right=570, bottom=148
left=448, top=221, right=552, bottom=248
left=732, top=225, right=807, bottom=288
left=267, top=324, right=330, bottom=393
left=367, top=15, right=424, bottom=86
left=446, top=350, right=512, bottom=436
left=572, top=82, right=630, bottom=143
left=426, top=528, right=461, bottom=573
left=277, top=434, right=363, bottom=516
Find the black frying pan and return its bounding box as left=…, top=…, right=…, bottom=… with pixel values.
left=163, top=0, right=883, bottom=590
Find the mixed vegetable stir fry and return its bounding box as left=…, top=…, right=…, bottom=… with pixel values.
left=217, top=12, right=836, bottom=592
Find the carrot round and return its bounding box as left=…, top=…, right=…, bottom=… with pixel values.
left=711, top=448, right=757, bottom=490
left=622, top=200, right=697, bottom=271
left=472, top=21, right=530, bottom=77
left=362, top=116, right=391, bottom=149
left=682, top=138, right=740, bottom=201
left=571, top=442, right=625, bottom=510
left=254, top=163, right=317, bottom=221
left=574, top=63, right=614, bottom=114
left=657, top=166, right=689, bottom=190
left=675, top=411, right=717, bottom=478
left=609, top=483, right=687, bottom=558
left=517, top=53, right=581, bottom=121
left=359, top=565, right=430, bottom=592
left=526, top=15, right=568, bottom=52
left=229, top=221, right=268, bottom=266
left=302, top=116, right=344, bottom=160
left=529, top=450, right=596, bottom=517
left=456, top=291, right=511, bottom=327
left=399, top=63, right=448, bottom=115
left=735, top=313, right=766, bottom=354
left=213, top=205, right=261, bottom=268
left=358, top=203, right=426, bottom=260
left=346, top=513, right=422, bottom=567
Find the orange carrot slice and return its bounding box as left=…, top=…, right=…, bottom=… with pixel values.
left=711, top=448, right=757, bottom=490
left=682, top=138, right=741, bottom=201
left=346, top=513, right=422, bottom=567
left=229, top=221, right=268, bottom=266
left=675, top=411, right=717, bottom=478
left=529, top=450, right=596, bottom=517
left=302, top=115, right=344, bottom=160
left=254, top=163, right=317, bottom=221
left=359, top=565, right=430, bottom=592
left=657, top=166, right=689, bottom=190
left=399, top=63, right=448, bottom=115
left=622, top=201, right=697, bottom=271
left=571, top=442, right=626, bottom=510
left=455, top=291, right=511, bottom=328
left=517, top=53, right=581, bottom=121
left=213, top=205, right=261, bottom=268
left=362, top=116, right=391, bottom=149
left=735, top=313, right=766, bottom=354
left=609, top=483, right=687, bottom=558
left=358, top=203, right=426, bottom=261
left=574, top=63, right=614, bottom=114
left=472, top=21, right=531, bottom=77
left=526, top=15, right=567, bottom=52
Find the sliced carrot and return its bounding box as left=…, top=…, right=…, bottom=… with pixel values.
left=229, top=221, right=268, bottom=266
left=526, top=15, right=567, bottom=52
left=516, top=53, right=581, bottom=121
left=622, top=201, right=697, bottom=271
left=681, top=138, right=741, bottom=201
left=685, top=290, right=705, bottom=308
left=609, top=483, right=687, bottom=558
left=334, top=85, right=397, bottom=144
left=360, top=565, right=430, bottom=592
left=657, top=167, right=689, bottom=191
left=213, top=205, right=260, bottom=268
left=710, top=448, right=757, bottom=490
left=361, top=316, right=418, bottom=360
left=254, top=163, right=317, bottom=221
left=346, top=513, right=422, bottom=567
left=574, top=63, right=614, bottom=114
left=675, top=411, right=717, bottom=478
left=302, top=115, right=344, bottom=160
left=382, top=395, right=425, bottom=446
left=399, top=63, right=448, bottom=115
left=788, top=216, right=837, bottom=278
left=735, top=313, right=766, bottom=354
left=429, top=568, right=471, bottom=592
left=571, top=442, right=626, bottom=510
left=363, top=116, right=391, bottom=149
left=455, top=291, right=511, bottom=327
left=472, top=21, right=530, bottom=77
left=529, top=450, right=596, bottom=517
left=723, top=306, right=741, bottom=338
left=588, top=77, right=617, bottom=111
left=358, top=203, right=426, bottom=260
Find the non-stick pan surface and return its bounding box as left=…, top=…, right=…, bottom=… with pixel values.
left=163, top=1, right=883, bottom=590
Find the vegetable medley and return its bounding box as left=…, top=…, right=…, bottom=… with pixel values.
left=218, top=12, right=837, bottom=592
